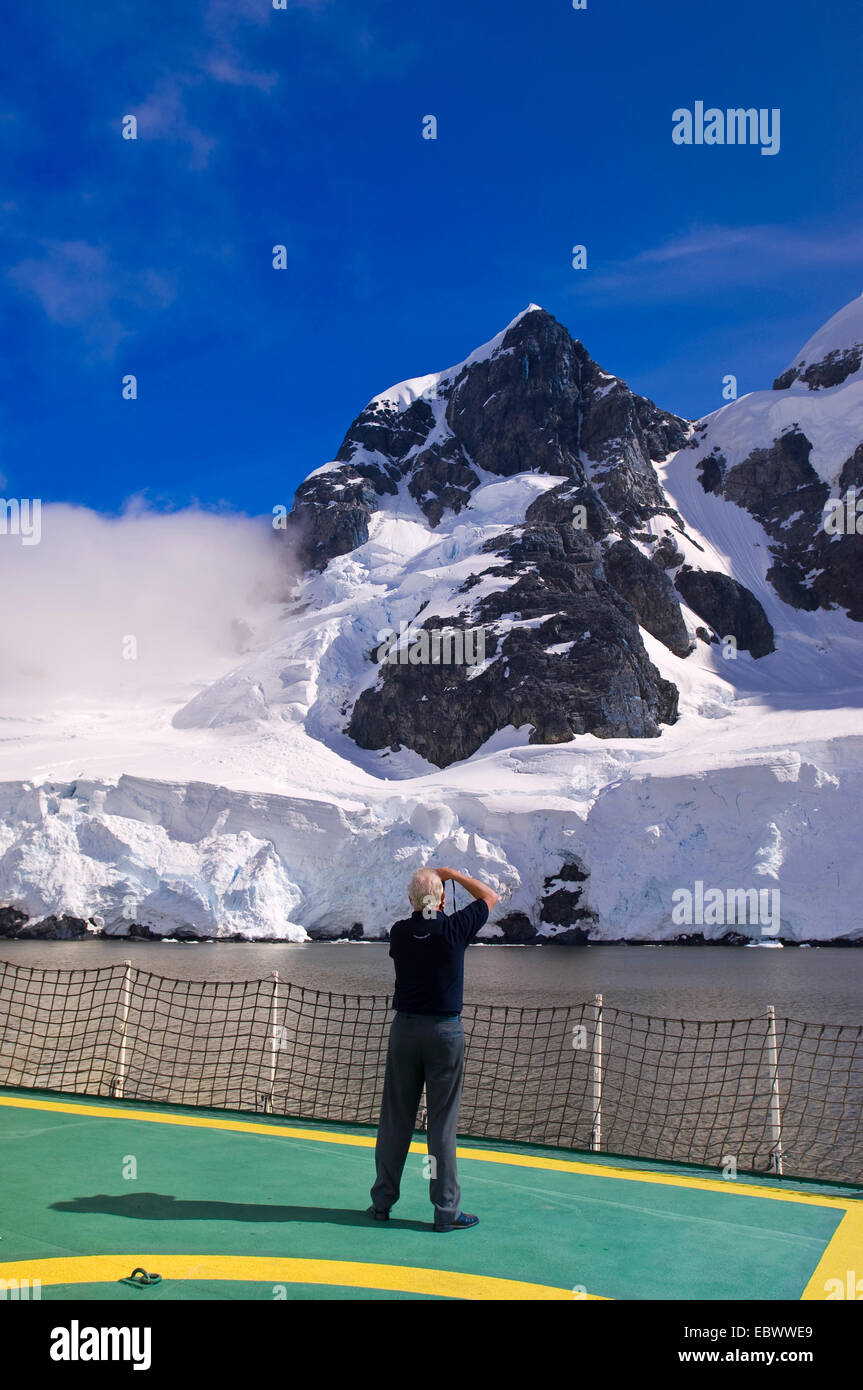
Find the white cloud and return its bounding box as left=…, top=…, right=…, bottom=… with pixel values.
left=134, top=77, right=218, bottom=170
left=199, top=55, right=277, bottom=90
left=0, top=505, right=293, bottom=713
left=7, top=241, right=176, bottom=360
left=577, top=222, right=863, bottom=303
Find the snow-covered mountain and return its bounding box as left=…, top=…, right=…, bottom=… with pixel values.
left=2, top=297, right=863, bottom=943
left=688, top=294, right=863, bottom=621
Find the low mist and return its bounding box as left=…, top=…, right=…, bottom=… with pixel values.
left=0, top=504, right=293, bottom=712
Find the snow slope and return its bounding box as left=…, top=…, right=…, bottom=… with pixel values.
left=777, top=291, right=863, bottom=388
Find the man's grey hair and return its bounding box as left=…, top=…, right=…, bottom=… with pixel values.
left=408, top=867, right=444, bottom=912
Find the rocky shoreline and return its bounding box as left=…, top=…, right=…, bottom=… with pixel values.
left=0, top=906, right=857, bottom=947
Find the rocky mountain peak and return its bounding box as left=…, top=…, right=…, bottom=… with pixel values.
left=287, top=306, right=690, bottom=571
left=249, top=303, right=797, bottom=768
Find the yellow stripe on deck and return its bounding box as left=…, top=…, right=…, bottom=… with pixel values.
left=801, top=1208, right=863, bottom=1300
left=0, top=1092, right=851, bottom=1210
left=0, top=1253, right=583, bottom=1300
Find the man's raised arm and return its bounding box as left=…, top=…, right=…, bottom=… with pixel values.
left=434, top=867, right=498, bottom=912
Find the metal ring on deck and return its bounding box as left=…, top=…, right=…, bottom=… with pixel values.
left=123, top=1267, right=163, bottom=1287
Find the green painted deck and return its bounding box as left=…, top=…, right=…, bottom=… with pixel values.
left=0, top=1087, right=859, bottom=1301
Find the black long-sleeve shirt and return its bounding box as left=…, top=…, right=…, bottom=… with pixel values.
left=388, top=899, right=490, bottom=1015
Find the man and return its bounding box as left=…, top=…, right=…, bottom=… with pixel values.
left=368, top=864, right=498, bottom=1233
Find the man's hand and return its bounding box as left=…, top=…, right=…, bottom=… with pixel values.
left=432, top=867, right=498, bottom=911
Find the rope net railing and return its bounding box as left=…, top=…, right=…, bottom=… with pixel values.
left=0, top=960, right=860, bottom=1185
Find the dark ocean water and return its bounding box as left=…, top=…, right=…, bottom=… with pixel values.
left=0, top=939, right=860, bottom=1023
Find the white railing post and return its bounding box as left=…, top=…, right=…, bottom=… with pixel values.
left=591, top=993, right=603, bottom=1151
left=766, top=1004, right=784, bottom=1175
left=112, top=960, right=132, bottom=1100
left=263, top=971, right=279, bottom=1114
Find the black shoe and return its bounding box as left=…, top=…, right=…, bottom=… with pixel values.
left=366, top=1205, right=390, bottom=1221
left=434, top=1212, right=479, bottom=1233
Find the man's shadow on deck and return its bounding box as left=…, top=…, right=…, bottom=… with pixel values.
left=51, top=1193, right=428, bottom=1230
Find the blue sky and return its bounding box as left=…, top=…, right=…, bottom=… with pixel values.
left=2, top=0, right=862, bottom=516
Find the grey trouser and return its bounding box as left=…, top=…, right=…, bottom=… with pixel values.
left=370, top=1011, right=465, bottom=1226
